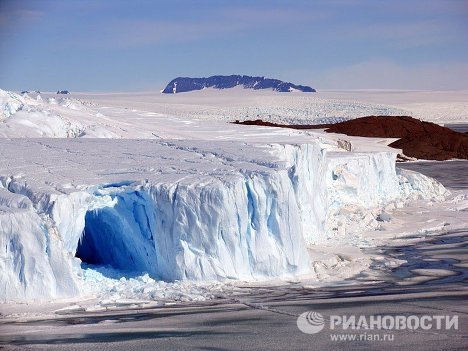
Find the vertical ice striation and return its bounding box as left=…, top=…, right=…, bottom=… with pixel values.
left=270, top=144, right=402, bottom=242
left=0, top=188, right=79, bottom=300
left=72, top=174, right=310, bottom=281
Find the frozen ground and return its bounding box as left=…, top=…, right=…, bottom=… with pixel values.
left=0, top=88, right=467, bottom=318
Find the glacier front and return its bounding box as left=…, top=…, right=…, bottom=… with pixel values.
left=0, top=136, right=446, bottom=302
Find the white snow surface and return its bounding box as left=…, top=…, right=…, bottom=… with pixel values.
left=317, top=89, right=468, bottom=124
left=2, top=89, right=467, bottom=140
left=0, top=88, right=464, bottom=304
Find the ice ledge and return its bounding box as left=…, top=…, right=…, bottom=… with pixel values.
left=0, top=138, right=448, bottom=301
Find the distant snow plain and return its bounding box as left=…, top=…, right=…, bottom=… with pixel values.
left=0, top=88, right=467, bottom=315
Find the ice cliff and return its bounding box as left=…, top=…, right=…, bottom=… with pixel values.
left=0, top=138, right=448, bottom=301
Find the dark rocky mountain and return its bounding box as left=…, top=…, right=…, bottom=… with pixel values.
left=162, top=75, right=315, bottom=93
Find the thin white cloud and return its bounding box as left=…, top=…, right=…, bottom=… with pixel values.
left=341, top=19, right=462, bottom=48
left=82, top=5, right=328, bottom=49
left=221, top=7, right=328, bottom=23
left=316, top=60, right=468, bottom=90
left=87, top=18, right=246, bottom=49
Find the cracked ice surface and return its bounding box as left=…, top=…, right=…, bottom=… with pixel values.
left=0, top=136, right=447, bottom=302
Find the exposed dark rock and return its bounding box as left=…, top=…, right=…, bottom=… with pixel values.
left=234, top=116, right=468, bottom=161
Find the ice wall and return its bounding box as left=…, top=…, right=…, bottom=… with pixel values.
left=145, top=172, right=309, bottom=281
left=71, top=175, right=310, bottom=282
left=0, top=189, right=79, bottom=300
left=0, top=140, right=447, bottom=301
left=270, top=144, right=402, bottom=242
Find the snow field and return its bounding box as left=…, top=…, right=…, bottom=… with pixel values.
left=0, top=87, right=463, bottom=304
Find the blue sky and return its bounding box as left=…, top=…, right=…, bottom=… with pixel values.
left=0, top=0, right=467, bottom=91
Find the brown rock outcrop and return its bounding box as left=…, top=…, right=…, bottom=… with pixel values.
left=234, top=116, right=468, bottom=161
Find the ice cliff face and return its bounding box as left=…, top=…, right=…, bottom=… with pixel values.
left=0, top=138, right=448, bottom=301
left=273, top=144, right=404, bottom=243
left=0, top=188, right=79, bottom=300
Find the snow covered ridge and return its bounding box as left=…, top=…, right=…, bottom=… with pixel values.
left=0, top=89, right=119, bottom=138
left=0, top=138, right=448, bottom=301
left=162, top=75, right=316, bottom=93
left=0, top=89, right=83, bottom=138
